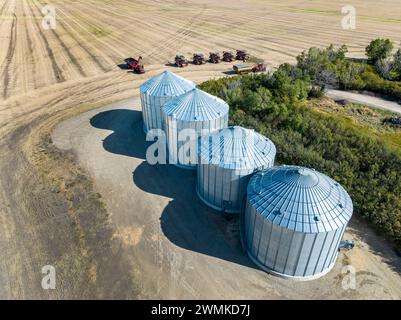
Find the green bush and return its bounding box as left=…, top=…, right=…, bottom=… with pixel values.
left=289, top=43, right=401, bottom=101
left=366, top=38, right=394, bottom=64
left=358, top=70, right=401, bottom=100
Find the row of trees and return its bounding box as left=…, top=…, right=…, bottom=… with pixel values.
left=285, top=40, right=401, bottom=100
left=199, top=68, right=401, bottom=248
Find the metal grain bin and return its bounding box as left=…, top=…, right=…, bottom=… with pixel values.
left=197, top=126, right=276, bottom=213
left=243, top=166, right=353, bottom=280
left=139, top=71, right=195, bottom=133
left=162, top=88, right=229, bottom=169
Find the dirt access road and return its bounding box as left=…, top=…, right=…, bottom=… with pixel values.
left=326, top=89, right=401, bottom=114
left=1, top=0, right=401, bottom=299
left=50, top=97, right=401, bottom=299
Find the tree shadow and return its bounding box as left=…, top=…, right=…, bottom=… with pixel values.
left=132, top=161, right=257, bottom=269
left=90, top=109, right=148, bottom=160
left=345, top=57, right=368, bottom=63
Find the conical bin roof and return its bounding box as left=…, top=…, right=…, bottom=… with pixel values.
left=140, top=70, right=195, bottom=97
left=198, top=126, right=276, bottom=170
left=162, top=88, right=229, bottom=121
left=247, top=165, right=353, bottom=233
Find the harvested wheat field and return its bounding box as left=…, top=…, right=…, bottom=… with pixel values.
left=0, top=0, right=401, bottom=299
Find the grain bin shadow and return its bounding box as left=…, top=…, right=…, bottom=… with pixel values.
left=132, top=161, right=257, bottom=269
left=90, top=109, right=148, bottom=159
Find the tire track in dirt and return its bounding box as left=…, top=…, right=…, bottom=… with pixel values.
left=0, top=110, right=141, bottom=298
left=80, top=1, right=169, bottom=61
left=31, top=0, right=87, bottom=78
left=188, top=11, right=318, bottom=59
left=58, top=0, right=159, bottom=66
left=246, top=9, right=396, bottom=50
left=96, top=0, right=199, bottom=58
left=11, top=0, right=37, bottom=96
left=25, top=1, right=65, bottom=83
left=67, top=0, right=160, bottom=59
left=0, top=66, right=218, bottom=153
left=21, top=0, right=60, bottom=91
left=62, top=1, right=201, bottom=64
left=184, top=8, right=388, bottom=61
left=0, top=4, right=6, bottom=17
left=0, top=0, right=8, bottom=17
left=36, top=1, right=333, bottom=69
left=2, top=13, right=17, bottom=99
left=0, top=65, right=222, bottom=137
left=21, top=0, right=37, bottom=90
left=53, top=7, right=110, bottom=73
left=53, top=2, right=131, bottom=62
left=142, top=6, right=291, bottom=62
left=143, top=4, right=208, bottom=61
left=0, top=71, right=132, bottom=135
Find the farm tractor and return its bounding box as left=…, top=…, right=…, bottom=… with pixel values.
left=124, top=56, right=145, bottom=74
left=222, top=51, right=235, bottom=62
left=175, top=54, right=189, bottom=67
left=193, top=53, right=206, bottom=65
left=209, top=52, right=221, bottom=63
left=236, top=49, right=250, bottom=62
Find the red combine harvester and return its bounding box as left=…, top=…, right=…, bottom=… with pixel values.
left=236, top=49, right=250, bottom=62
left=193, top=53, right=206, bottom=65
left=209, top=52, right=221, bottom=64
left=222, top=51, right=235, bottom=62
left=175, top=54, right=189, bottom=67
left=124, top=56, right=145, bottom=73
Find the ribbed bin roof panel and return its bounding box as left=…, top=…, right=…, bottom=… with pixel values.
left=247, top=166, right=353, bottom=233
left=139, top=70, right=195, bottom=97
left=198, top=126, right=276, bottom=170
left=162, top=88, right=229, bottom=121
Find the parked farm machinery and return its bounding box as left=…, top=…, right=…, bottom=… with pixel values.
left=193, top=53, right=206, bottom=65
left=169, top=49, right=253, bottom=68
left=124, top=56, right=145, bottom=74
left=236, top=49, right=250, bottom=62
left=233, top=63, right=266, bottom=74
left=222, top=51, right=235, bottom=62
left=209, top=52, right=221, bottom=63
left=175, top=54, right=189, bottom=67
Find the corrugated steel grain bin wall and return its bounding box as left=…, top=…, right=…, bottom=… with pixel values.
left=197, top=126, right=276, bottom=213
left=243, top=166, right=353, bottom=280
left=139, top=71, right=194, bottom=133
left=162, top=88, right=229, bottom=169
